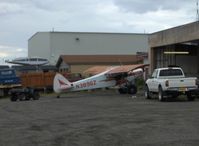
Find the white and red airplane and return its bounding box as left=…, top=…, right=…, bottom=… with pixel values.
left=53, top=64, right=148, bottom=98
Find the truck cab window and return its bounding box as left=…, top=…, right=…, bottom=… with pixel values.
left=159, top=69, right=183, bottom=76
left=151, top=70, right=158, bottom=78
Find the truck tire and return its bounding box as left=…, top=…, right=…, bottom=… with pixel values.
left=145, top=85, right=151, bottom=99
left=187, top=92, right=195, bottom=101
left=158, top=86, right=165, bottom=101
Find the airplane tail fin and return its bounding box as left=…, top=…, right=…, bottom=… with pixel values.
left=53, top=73, right=73, bottom=93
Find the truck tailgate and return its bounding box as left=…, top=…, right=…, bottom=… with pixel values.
left=168, top=77, right=196, bottom=88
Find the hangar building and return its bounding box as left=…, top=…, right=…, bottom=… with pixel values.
left=149, top=21, right=199, bottom=77
left=28, top=32, right=148, bottom=65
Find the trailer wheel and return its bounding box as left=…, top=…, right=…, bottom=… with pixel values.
left=25, top=95, right=31, bottom=100
left=20, top=93, right=27, bottom=101
left=33, top=92, right=40, bottom=100
left=10, top=95, right=18, bottom=102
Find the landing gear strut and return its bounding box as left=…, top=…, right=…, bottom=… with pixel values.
left=118, top=85, right=137, bottom=95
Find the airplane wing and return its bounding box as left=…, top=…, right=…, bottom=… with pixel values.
left=83, top=66, right=112, bottom=76
left=83, top=64, right=149, bottom=76
left=105, top=64, right=149, bottom=78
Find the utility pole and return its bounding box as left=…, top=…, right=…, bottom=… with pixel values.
left=197, top=0, right=199, bottom=21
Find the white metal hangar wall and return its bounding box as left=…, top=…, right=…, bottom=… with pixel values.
left=28, top=32, right=148, bottom=65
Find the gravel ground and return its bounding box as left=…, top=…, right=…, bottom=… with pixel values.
left=0, top=90, right=199, bottom=146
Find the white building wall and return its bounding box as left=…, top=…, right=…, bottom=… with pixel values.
left=28, top=32, right=51, bottom=62
left=28, top=32, right=148, bottom=64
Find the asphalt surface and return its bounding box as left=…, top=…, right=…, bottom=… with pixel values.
left=0, top=90, right=199, bottom=146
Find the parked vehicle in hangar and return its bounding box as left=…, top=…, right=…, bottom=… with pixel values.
left=145, top=67, right=198, bottom=101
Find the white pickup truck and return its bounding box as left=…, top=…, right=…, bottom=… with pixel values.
left=145, top=67, right=198, bottom=101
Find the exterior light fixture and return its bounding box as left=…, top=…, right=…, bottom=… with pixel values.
left=164, top=51, right=189, bottom=55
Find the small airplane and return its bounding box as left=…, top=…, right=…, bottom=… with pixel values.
left=53, top=64, right=148, bottom=98
left=5, top=57, right=49, bottom=66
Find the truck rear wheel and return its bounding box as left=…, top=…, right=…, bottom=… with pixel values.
left=187, top=92, right=195, bottom=101
left=158, top=86, right=165, bottom=101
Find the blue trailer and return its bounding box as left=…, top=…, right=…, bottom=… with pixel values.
left=0, top=69, right=21, bottom=96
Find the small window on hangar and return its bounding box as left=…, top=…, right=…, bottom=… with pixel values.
left=149, top=22, right=199, bottom=77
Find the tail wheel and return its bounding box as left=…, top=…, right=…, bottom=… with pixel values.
left=145, top=85, right=151, bottom=99
left=158, top=86, right=165, bottom=101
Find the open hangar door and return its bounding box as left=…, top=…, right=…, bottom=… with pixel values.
left=153, top=42, right=199, bottom=77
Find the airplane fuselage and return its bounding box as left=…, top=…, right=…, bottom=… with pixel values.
left=71, top=70, right=116, bottom=92
left=53, top=65, right=145, bottom=94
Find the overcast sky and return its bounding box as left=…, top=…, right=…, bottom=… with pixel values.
left=0, top=0, right=197, bottom=64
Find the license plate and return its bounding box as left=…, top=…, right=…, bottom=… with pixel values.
left=179, top=87, right=186, bottom=92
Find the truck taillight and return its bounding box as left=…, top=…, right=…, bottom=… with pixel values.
left=165, top=80, right=169, bottom=87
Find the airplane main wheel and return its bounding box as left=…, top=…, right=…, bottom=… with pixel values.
left=118, top=88, right=128, bottom=94
left=128, top=85, right=137, bottom=95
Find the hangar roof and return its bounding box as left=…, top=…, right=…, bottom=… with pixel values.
left=149, top=21, right=199, bottom=47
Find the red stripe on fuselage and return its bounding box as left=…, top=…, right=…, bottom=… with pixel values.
left=58, top=79, right=68, bottom=86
